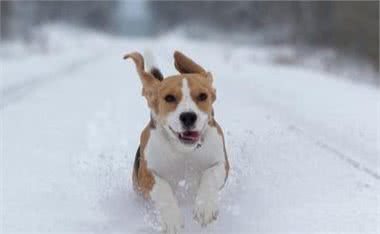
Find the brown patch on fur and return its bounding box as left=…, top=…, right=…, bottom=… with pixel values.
left=132, top=120, right=155, bottom=199
left=156, top=76, right=183, bottom=118
left=209, top=119, right=230, bottom=185
left=186, top=75, right=216, bottom=117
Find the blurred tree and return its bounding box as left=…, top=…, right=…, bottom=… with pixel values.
left=1, top=1, right=378, bottom=68
left=149, top=1, right=379, bottom=67
left=0, top=1, right=119, bottom=40
left=332, top=1, right=379, bottom=66
left=0, top=1, right=12, bottom=39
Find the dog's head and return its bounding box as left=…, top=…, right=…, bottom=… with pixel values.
left=124, top=51, right=216, bottom=152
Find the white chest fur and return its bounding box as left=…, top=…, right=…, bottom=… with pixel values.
left=144, top=125, right=225, bottom=192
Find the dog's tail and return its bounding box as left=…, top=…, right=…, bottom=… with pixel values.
left=144, top=49, right=164, bottom=81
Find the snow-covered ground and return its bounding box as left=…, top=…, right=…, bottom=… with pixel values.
left=1, top=28, right=379, bottom=234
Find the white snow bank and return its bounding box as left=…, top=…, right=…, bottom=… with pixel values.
left=0, top=24, right=111, bottom=92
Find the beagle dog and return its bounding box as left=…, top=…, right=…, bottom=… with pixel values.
left=124, top=51, right=229, bottom=234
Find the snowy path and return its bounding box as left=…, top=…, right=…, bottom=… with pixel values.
left=1, top=36, right=379, bottom=234
left=1, top=51, right=107, bottom=109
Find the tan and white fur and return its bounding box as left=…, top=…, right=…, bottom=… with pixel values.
left=124, top=51, right=229, bottom=234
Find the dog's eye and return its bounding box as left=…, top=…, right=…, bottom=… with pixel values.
left=164, top=94, right=176, bottom=103
left=197, top=93, right=208, bottom=101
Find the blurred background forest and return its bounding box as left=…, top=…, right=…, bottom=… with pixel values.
left=1, top=1, right=379, bottom=83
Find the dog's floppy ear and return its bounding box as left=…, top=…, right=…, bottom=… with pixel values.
left=174, top=51, right=213, bottom=84
left=124, top=52, right=160, bottom=111
left=123, top=52, right=159, bottom=86
left=174, top=51, right=207, bottom=74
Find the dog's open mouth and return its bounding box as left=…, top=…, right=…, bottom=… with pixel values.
left=170, top=127, right=200, bottom=144
left=178, top=131, right=200, bottom=144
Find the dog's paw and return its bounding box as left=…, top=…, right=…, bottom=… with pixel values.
left=160, top=207, right=184, bottom=234
left=193, top=199, right=219, bottom=227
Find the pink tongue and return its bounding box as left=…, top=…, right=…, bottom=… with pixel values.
left=182, top=131, right=199, bottom=140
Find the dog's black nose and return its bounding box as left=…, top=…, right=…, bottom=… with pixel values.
left=180, top=112, right=197, bottom=128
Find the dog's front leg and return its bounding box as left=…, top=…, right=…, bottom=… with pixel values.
left=194, top=162, right=227, bottom=226
left=151, top=174, right=184, bottom=234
